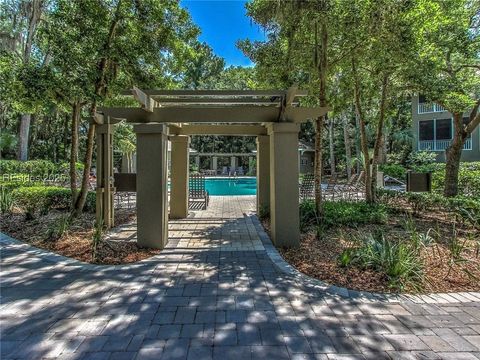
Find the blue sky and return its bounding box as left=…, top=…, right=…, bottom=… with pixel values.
left=180, top=0, right=265, bottom=67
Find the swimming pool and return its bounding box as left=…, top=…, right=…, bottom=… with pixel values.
left=203, top=177, right=257, bottom=196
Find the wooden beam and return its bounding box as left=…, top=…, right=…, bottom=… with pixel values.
left=98, top=105, right=329, bottom=124
left=132, top=86, right=155, bottom=112
left=169, top=124, right=267, bottom=136
left=121, top=89, right=308, bottom=97
left=155, top=98, right=293, bottom=105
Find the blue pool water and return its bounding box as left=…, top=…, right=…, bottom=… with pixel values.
left=204, top=177, right=257, bottom=196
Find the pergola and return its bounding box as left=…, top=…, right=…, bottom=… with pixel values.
left=95, top=87, right=328, bottom=248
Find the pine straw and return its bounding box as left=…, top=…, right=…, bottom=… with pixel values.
left=1, top=209, right=160, bottom=265
left=265, top=214, right=479, bottom=294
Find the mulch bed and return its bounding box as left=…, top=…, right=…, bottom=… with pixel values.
left=263, top=210, right=480, bottom=294
left=1, top=209, right=161, bottom=265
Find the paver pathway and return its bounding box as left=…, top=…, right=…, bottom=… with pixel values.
left=1, top=196, right=480, bottom=360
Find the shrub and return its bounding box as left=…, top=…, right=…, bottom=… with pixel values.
left=0, top=186, right=14, bottom=214
left=353, top=233, right=424, bottom=291
left=322, top=201, right=388, bottom=228
left=339, top=231, right=425, bottom=290
left=379, top=164, right=407, bottom=180
left=0, top=159, right=84, bottom=179
left=12, top=186, right=96, bottom=218
left=431, top=162, right=480, bottom=197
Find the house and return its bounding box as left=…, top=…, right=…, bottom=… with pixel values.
left=412, top=94, right=480, bottom=162
left=298, top=140, right=315, bottom=174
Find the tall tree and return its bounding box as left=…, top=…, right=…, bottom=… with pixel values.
left=405, top=0, right=480, bottom=197
left=41, top=0, right=198, bottom=215
left=1, top=0, right=45, bottom=161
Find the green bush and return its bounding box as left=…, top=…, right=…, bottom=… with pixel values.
left=0, top=159, right=83, bottom=178
left=350, top=233, right=424, bottom=291
left=12, top=186, right=96, bottom=218
left=379, top=164, right=407, bottom=180
left=299, top=200, right=388, bottom=230
left=0, top=186, right=14, bottom=214
left=430, top=162, right=480, bottom=197
left=322, top=201, right=388, bottom=227
left=377, top=189, right=480, bottom=226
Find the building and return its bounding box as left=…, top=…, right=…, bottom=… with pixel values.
left=412, top=94, right=480, bottom=162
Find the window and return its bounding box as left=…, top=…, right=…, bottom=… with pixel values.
left=436, top=119, right=452, bottom=140
left=419, top=120, right=434, bottom=141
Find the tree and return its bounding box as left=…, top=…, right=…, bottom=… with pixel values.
left=40, top=0, right=199, bottom=215
left=1, top=0, right=46, bottom=161
left=241, top=0, right=352, bottom=215
left=404, top=0, right=480, bottom=197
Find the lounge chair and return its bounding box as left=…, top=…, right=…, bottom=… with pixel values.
left=236, top=167, right=244, bottom=176
left=344, top=171, right=365, bottom=201
left=189, top=174, right=210, bottom=210
left=323, top=173, right=340, bottom=200
left=299, top=173, right=315, bottom=201
left=221, top=166, right=228, bottom=176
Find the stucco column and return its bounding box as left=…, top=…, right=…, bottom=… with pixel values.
left=134, top=124, right=169, bottom=249
left=170, top=135, right=189, bottom=219
left=268, top=123, right=300, bottom=248
left=95, top=123, right=114, bottom=228
left=230, top=156, right=236, bottom=171
left=212, top=156, right=218, bottom=172
left=256, top=136, right=270, bottom=214
left=195, top=155, right=200, bottom=168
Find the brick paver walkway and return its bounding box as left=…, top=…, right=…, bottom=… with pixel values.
left=1, top=196, right=480, bottom=360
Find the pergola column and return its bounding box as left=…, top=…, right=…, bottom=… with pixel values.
left=134, top=124, right=169, bottom=249
left=195, top=155, right=200, bottom=168
left=212, top=156, right=218, bottom=172
left=95, top=122, right=114, bottom=228
left=170, top=135, right=190, bottom=219
left=268, top=123, right=300, bottom=248
left=230, top=156, right=236, bottom=171
left=256, top=135, right=270, bottom=214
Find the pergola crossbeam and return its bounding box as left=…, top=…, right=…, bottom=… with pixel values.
left=169, top=124, right=267, bottom=136
left=97, top=105, right=328, bottom=124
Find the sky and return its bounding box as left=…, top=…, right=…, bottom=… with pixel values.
left=180, top=0, right=266, bottom=67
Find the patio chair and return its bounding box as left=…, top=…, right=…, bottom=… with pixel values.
left=323, top=173, right=340, bottom=200
left=236, top=167, right=244, bottom=176
left=344, top=171, right=365, bottom=201
left=221, top=166, right=228, bottom=176
left=299, top=173, right=315, bottom=201
left=113, top=173, right=136, bottom=209
left=189, top=174, right=210, bottom=210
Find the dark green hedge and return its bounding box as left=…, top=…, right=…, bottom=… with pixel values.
left=11, top=186, right=95, bottom=217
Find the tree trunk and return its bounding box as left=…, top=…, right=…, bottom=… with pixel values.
left=17, top=114, right=31, bottom=161
left=73, top=120, right=95, bottom=216
left=328, top=117, right=335, bottom=176
left=371, top=74, right=389, bottom=202
left=69, top=102, right=81, bottom=207
left=314, top=116, right=324, bottom=215
left=352, top=55, right=372, bottom=202
left=444, top=113, right=464, bottom=197
left=17, top=0, right=43, bottom=162
left=343, top=114, right=352, bottom=180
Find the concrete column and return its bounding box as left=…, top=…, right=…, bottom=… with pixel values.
left=256, top=136, right=270, bottom=214
left=134, top=124, right=169, bottom=249
left=268, top=123, right=300, bottom=248
left=230, top=156, right=236, bottom=171
left=170, top=135, right=189, bottom=219
left=195, top=155, right=200, bottom=168
left=95, top=123, right=114, bottom=228
left=212, top=156, right=218, bottom=172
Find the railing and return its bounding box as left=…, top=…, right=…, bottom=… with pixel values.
left=418, top=102, right=446, bottom=114
left=418, top=138, right=472, bottom=151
